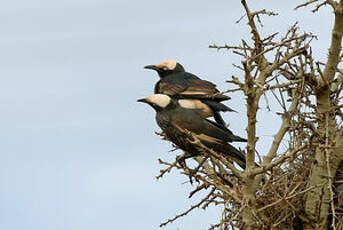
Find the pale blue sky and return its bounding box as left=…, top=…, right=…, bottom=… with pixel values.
left=0, top=1, right=332, bottom=229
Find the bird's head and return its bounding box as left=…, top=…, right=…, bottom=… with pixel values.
left=144, top=60, right=185, bottom=78
left=137, top=94, right=171, bottom=111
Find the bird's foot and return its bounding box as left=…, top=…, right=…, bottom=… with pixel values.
left=188, top=157, right=208, bottom=184
left=188, top=168, right=200, bottom=184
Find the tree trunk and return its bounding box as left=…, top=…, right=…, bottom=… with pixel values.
left=304, top=2, right=343, bottom=228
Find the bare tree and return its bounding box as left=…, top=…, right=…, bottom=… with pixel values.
left=156, top=1, right=343, bottom=229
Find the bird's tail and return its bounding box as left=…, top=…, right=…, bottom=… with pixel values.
left=222, top=143, right=247, bottom=169
left=215, top=143, right=260, bottom=169
left=204, top=140, right=246, bottom=169
left=229, top=134, right=247, bottom=143
left=202, top=100, right=236, bottom=113
left=213, top=112, right=227, bottom=127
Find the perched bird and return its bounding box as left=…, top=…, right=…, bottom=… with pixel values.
left=144, top=60, right=235, bottom=126
left=137, top=94, right=247, bottom=169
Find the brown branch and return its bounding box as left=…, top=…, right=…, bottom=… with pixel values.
left=250, top=34, right=308, bottom=61
left=321, top=0, right=343, bottom=86
left=156, top=154, right=185, bottom=180
left=267, top=79, right=303, bottom=90
left=241, top=0, right=268, bottom=71
left=187, top=134, right=244, bottom=180
left=220, top=204, right=247, bottom=229
left=250, top=144, right=309, bottom=176
left=209, top=44, right=252, bottom=51
left=189, top=183, right=208, bottom=198
left=159, top=188, right=215, bottom=227
left=262, top=89, right=300, bottom=166
left=257, top=183, right=325, bottom=213
left=312, top=0, right=338, bottom=12
left=196, top=174, right=243, bottom=203
left=295, top=0, right=320, bottom=10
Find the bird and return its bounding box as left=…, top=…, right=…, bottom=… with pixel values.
left=137, top=94, right=247, bottom=169
left=144, top=60, right=235, bottom=127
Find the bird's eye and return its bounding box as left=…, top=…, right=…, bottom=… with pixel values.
left=162, top=67, right=169, bottom=71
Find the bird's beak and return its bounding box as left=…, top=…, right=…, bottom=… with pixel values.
left=137, top=98, right=148, bottom=103
left=144, top=65, right=160, bottom=71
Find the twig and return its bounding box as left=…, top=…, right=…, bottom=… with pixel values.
left=257, top=183, right=324, bottom=213
left=156, top=154, right=185, bottom=179
left=221, top=204, right=247, bottom=229
left=295, top=0, right=319, bottom=10
left=251, top=144, right=308, bottom=176
left=186, top=132, right=244, bottom=180
left=219, top=199, right=231, bottom=230
left=159, top=188, right=216, bottom=227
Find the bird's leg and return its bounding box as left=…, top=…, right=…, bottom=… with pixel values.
left=176, top=154, right=195, bottom=183
left=188, top=157, right=208, bottom=184
left=176, top=153, right=206, bottom=184
left=176, top=152, right=193, bottom=184
left=176, top=153, right=191, bottom=169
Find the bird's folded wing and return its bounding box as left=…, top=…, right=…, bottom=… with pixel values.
left=173, top=123, right=223, bottom=144
left=155, top=74, right=220, bottom=96
left=172, top=118, right=241, bottom=144
left=154, top=81, right=188, bottom=95
left=179, top=80, right=218, bottom=95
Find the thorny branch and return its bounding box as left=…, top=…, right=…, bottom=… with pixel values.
left=159, top=188, right=216, bottom=227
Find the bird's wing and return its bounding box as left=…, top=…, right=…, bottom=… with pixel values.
left=172, top=122, right=223, bottom=145
left=205, top=119, right=247, bottom=142
left=172, top=113, right=246, bottom=143
left=155, top=72, right=224, bottom=98
left=200, top=139, right=246, bottom=168
left=154, top=80, right=188, bottom=95
left=180, top=79, right=218, bottom=95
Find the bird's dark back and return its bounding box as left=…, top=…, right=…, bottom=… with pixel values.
left=154, top=71, right=218, bottom=94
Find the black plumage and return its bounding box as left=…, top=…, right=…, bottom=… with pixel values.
left=137, top=94, right=247, bottom=169
left=144, top=60, right=235, bottom=126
